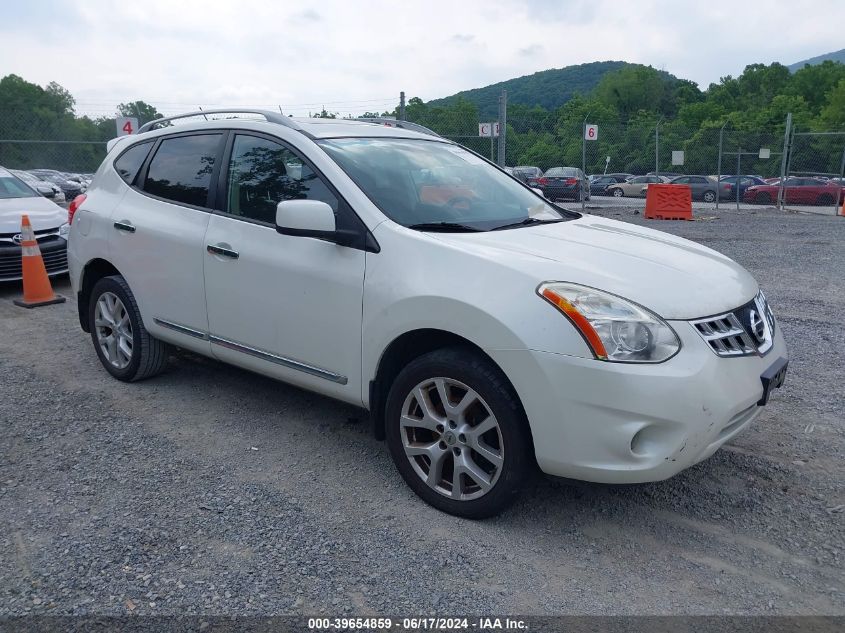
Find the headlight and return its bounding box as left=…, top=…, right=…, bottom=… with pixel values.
left=58, top=223, right=70, bottom=239
left=537, top=282, right=681, bottom=363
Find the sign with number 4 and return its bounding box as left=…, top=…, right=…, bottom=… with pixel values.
left=116, top=116, right=139, bottom=136
left=584, top=124, right=598, bottom=141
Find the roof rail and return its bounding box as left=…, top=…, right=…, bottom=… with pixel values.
left=356, top=118, right=441, bottom=138
left=137, top=109, right=301, bottom=134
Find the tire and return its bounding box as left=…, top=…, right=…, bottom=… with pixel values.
left=88, top=275, right=170, bottom=382
left=817, top=194, right=833, bottom=206
left=384, top=347, right=532, bottom=519
left=703, top=190, right=716, bottom=203
left=755, top=192, right=772, bottom=205
left=612, top=188, right=624, bottom=197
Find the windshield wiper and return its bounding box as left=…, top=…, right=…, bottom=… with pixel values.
left=406, top=222, right=484, bottom=232
left=490, top=217, right=564, bottom=231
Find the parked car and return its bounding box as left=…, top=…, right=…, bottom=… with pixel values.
left=589, top=175, right=622, bottom=196
left=511, top=166, right=542, bottom=184
left=647, top=171, right=683, bottom=179
left=743, top=177, right=845, bottom=205
left=663, top=175, right=731, bottom=202
left=606, top=175, right=667, bottom=198
left=0, top=167, right=69, bottom=282
left=534, top=166, right=590, bottom=201
left=718, top=175, right=768, bottom=200
left=68, top=111, right=788, bottom=518
left=28, top=169, right=84, bottom=200
left=9, top=169, right=64, bottom=202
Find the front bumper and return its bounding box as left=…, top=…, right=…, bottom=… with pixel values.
left=489, top=321, right=788, bottom=483
left=0, top=236, right=68, bottom=282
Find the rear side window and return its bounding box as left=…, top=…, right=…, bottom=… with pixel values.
left=143, top=134, right=221, bottom=208
left=114, top=141, right=153, bottom=184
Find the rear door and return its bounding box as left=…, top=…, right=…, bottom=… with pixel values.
left=107, top=131, right=225, bottom=352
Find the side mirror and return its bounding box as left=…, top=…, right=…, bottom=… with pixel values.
left=37, top=185, right=55, bottom=198
left=275, top=199, right=359, bottom=248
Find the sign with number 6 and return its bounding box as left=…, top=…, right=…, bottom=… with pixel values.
left=584, top=124, right=598, bottom=141
left=116, top=116, right=139, bottom=136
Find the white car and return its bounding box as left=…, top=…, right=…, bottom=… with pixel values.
left=67, top=111, right=788, bottom=518
left=0, top=167, right=69, bottom=282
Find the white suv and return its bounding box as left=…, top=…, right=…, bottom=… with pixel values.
left=68, top=111, right=788, bottom=518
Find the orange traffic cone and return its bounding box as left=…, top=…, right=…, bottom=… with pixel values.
left=13, top=214, right=66, bottom=308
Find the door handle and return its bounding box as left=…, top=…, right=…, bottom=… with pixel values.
left=113, top=220, right=136, bottom=233
left=207, top=243, right=239, bottom=259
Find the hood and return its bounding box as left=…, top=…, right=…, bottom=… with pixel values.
left=0, top=196, right=67, bottom=234
left=431, top=215, right=758, bottom=319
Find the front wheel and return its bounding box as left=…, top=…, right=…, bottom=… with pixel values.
left=385, top=348, right=532, bottom=519
left=89, top=275, right=170, bottom=382
left=612, top=188, right=624, bottom=197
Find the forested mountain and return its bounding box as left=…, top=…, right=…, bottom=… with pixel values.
left=788, top=49, right=845, bottom=72
left=428, top=61, right=674, bottom=118
left=402, top=61, right=845, bottom=174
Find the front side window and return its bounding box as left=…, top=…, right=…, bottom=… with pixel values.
left=114, top=141, right=153, bottom=184
left=143, top=134, right=221, bottom=207
left=225, top=135, right=338, bottom=224
left=318, top=138, right=573, bottom=231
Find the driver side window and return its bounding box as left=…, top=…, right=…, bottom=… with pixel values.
left=226, top=135, right=338, bottom=224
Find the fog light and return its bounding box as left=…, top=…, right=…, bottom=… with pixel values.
left=630, top=425, right=662, bottom=457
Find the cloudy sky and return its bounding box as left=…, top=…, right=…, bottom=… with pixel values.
left=1, top=0, right=842, bottom=118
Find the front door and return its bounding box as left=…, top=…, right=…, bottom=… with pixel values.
left=202, top=132, right=366, bottom=403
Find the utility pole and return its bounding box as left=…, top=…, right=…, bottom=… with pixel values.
left=582, top=113, right=591, bottom=212
left=716, top=121, right=728, bottom=210
left=399, top=91, right=406, bottom=121
left=497, top=90, right=507, bottom=167
left=777, top=113, right=792, bottom=210
left=655, top=119, right=663, bottom=176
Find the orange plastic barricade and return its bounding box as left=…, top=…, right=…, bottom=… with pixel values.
left=644, top=184, right=693, bottom=221
left=839, top=196, right=844, bottom=217
left=13, top=214, right=66, bottom=308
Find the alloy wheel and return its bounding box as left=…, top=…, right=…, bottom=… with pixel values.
left=94, top=292, right=133, bottom=369
left=400, top=377, right=504, bottom=501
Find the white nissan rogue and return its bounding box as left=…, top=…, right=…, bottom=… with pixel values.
left=68, top=111, right=788, bottom=518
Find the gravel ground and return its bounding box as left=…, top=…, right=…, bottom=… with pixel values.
left=0, top=207, right=843, bottom=617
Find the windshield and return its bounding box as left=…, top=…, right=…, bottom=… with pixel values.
left=318, top=138, right=575, bottom=231
left=0, top=176, right=39, bottom=199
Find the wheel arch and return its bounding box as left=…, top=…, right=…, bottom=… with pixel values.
left=77, top=258, right=123, bottom=332
left=368, top=328, right=527, bottom=443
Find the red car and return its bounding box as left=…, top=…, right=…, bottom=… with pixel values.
left=743, top=177, right=845, bottom=205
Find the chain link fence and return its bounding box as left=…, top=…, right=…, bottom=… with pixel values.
left=2, top=93, right=844, bottom=215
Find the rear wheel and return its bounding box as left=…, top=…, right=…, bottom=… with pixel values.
left=755, top=192, right=772, bottom=205
left=89, top=275, right=170, bottom=382
left=385, top=348, right=531, bottom=519
left=817, top=193, right=833, bottom=206
left=703, top=190, right=716, bottom=203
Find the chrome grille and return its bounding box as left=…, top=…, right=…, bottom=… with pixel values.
left=692, top=292, right=775, bottom=357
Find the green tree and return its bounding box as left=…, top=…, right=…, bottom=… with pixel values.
left=117, top=100, right=162, bottom=125
left=818, top=79, right=845, bottom=128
